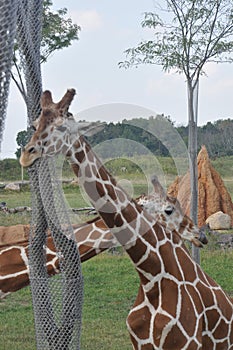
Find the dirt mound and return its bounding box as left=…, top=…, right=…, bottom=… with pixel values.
left=168, top=145, right=233, bottom=227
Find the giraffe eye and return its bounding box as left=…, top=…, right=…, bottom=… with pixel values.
left=164, top=206, right=174, bottom=216
left=43, top=141, right=48, bottom=146
left=28, top=147, right=35, bottom=154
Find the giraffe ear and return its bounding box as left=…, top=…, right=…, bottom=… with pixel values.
left=56, top=125, right=67, bottom=132
left=70, top=121, right=106, bottom=137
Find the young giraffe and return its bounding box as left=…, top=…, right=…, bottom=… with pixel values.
left=20, top=89, right=233, bottom=350
left=0, top=178, right=205, bottom=298
left=136, top=174, right=205, bottom=243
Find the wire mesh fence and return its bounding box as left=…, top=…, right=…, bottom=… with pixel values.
left=0, top=0, right=18, bottom=148
left=28, top=158, right=83, bottom=350
left=0, top=1, right=83, bottom=349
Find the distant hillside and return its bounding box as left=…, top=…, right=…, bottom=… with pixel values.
left=87, top=116, right=233, bottom=159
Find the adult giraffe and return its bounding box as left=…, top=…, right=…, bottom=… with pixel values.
left=1, top=177, right=205, bottom=298
left=20, top=89, right=233, bottom=350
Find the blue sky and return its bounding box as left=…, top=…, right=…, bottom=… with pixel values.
left=1, top=0, right=232, bottom=159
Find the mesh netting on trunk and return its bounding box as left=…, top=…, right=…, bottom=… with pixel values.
left=17, top=0, right=43, bottom=123
left=28, top=158, right=83, bottom=350
left=0, top=0, right=83, bottom=348
left=0, top=0, right=18, bottom=148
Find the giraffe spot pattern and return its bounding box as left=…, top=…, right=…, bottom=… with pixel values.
left=19, top=89, right=233, bottom=349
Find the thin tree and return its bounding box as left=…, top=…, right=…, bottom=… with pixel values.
left=11, top=0, right=80, bottom=105
left=120, top=0, right=233, bottom=263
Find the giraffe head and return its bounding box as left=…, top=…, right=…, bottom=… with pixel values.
left=20, top=89, right=207, bottom=249
left=20, top=89, right=103, bottom=167
left=136, top=175, right=208, bottom=247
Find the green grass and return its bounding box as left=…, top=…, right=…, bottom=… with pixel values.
left=0, top=190, right=31, bottom=207
left=0, top=155, right=232, bottom=348
left=201, top=249, right=233, bottom=296
left=212, top=156, right=233, bottom=178
left=0, top=182, right=151, bottom=226
left=81, top=253, right=138, bottom=349
left=0, top=253, right=138, bottom=350
left=1, top=250, right=233, bottom=350
left=0, top=288, right=35, bottom=349
left=223, top=178, right=233, bottom=197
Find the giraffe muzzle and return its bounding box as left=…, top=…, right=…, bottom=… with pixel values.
left=198, top=230, right=208, bottom=245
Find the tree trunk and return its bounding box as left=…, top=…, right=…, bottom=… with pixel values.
left=187, top=79, right=199, bottom=264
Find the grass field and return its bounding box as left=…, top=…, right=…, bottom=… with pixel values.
left=0, top=253, right=138, bottom=350
left=0, top=156, right=233, bottom=349
left=1, top=250, right=233, bottom=350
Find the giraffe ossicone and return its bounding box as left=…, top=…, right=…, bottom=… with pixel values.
left=20, top=89, right=233, bottom=350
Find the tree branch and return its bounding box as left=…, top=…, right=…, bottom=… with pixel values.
left=11, top=59, right=27, bottom=104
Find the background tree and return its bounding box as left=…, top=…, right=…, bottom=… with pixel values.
left=15, top=129, right=31, bottom=159
left=11, top=0, right=80, bottom=105
left=120, top=0, right=233, bottom=262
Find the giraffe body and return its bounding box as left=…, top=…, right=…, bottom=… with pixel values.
left=1, top=187, right=202, bottom=298
left=20, top=89, right=233, bottom=349
left=0, top=218, right=112, bottom=298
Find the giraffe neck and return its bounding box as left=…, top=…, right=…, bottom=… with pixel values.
left=66, top=135, right=189, bottom=288
left=19, top=89, right=233, bottom=348
left=69, top=136, right=159, bottom=250
left=0, top=218, right=116, bottom=298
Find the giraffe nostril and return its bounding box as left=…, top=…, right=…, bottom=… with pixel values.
left=198, top=230, right=208, bottom=245
left=28, top=147, right=36, bottom=154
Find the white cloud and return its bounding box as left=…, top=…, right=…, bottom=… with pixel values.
left=70, top=10, right=103, bottom=32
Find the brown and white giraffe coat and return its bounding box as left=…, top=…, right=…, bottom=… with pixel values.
left=20, top=89, right=233, bottom=350
left=1, top=180, right=203, bottom=298
left=0, top=218, right=111, bottom=298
